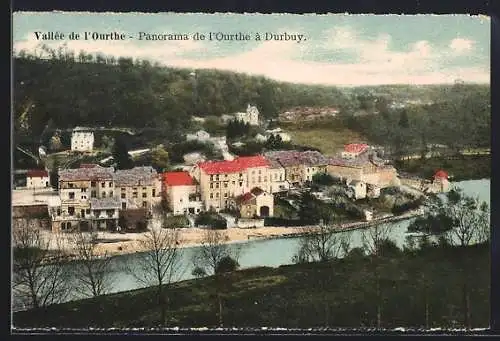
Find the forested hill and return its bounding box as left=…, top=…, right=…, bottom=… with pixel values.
left=13, top=49, right=350, bottom=143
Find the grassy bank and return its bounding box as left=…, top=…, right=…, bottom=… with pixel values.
left=13, top=243, right=489, bottom=329
left=396, top=155, right=491, bottom=181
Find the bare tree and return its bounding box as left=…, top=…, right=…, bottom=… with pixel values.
left=292, top=222, right=351, bottom=264
left=292, top=220, right=352, bottom=327
left=70, top=230, right=115, bottom=298
left=437, top=187, right=490, bottom=328
left=191, top=229, right=241, bottom=327
left=12, top=220, right=72, bottom=310
left=126, top=226, right=183, bottom=326
left=361, top=223, right=391, bottom=329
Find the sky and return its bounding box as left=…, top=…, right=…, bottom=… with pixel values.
left=12, top=12, right=491, bottom=86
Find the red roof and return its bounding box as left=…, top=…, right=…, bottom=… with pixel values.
left=236, top=192, right=255, bottom=204
left=344, top=144, right=369, bottom=154
left=27, top=169, right=48, bottom=178
left=162, top=171, right=194, bottom=187
left=198, top=156, right=269, bottom=175
left=434, top=170, right=449, bottom=179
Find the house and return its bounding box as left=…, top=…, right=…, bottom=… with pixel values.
left=348, top=180, right=367, bottom=200
left=264, top=150, right=329, bottom=187
left=233, top=104, right=259, bottom=126
left=328, top=147, right=399, bottom=188
left=265, top=157, right=290, bottom=193
left=235, top=187, right=274, bottom=218
left=190, top=155, right=270, bottom=212
left=432, top=170, right=450, bottom=192
left=71, top=126, right=94, bottom=152
left=364, top=209, right=374, bottom=222
left=50, top=166, right=115, bottom=232
left=183, top=152, right=206, bottom=165
left=186, top=130, right=211, bottom=143
left=26, top=169, right=50, bottom=189
left=89, top=197, right=121, bottom=231
left=162, top=171, right=203, bottom=215
left=341, top=144, right=369, bottom=159
left=38, top=146, right=47, bottom=158
left=114, top=166, right=162, bottom=211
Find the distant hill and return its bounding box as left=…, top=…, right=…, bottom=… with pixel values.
left=13, top=47, right=351, bottom=145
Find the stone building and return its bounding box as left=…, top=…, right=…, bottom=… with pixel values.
left=234, top=187, right=274, bottom=218
left=71, top=126, right=94, bottom=152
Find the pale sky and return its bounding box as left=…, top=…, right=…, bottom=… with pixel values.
left=13, top=12, right=491, bottom=86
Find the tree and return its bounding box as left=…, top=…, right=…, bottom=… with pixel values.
left=70, top=230, right=115, bottom=298
left=361, top=223, right=392, bottom=329
left=112, top=136, right=134, bottom=170
left=12, top=222, right=72, bottom=309
left=422, top=187, right=490, bottom=328
left=191, top=229, right=241, bottom=326
left=297, top=192, right=332, bottom=225
left=150, top=145, right=170, bottom=171
left=126, top=225, right=182, bottom=326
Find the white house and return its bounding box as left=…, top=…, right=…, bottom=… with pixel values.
left=26, top=169, right=50, bottom=189
left=235, top=187, right=274, bottom=218
left=186, top=130, right=211, bottom=143
left=162, top=171, right=203, bottom=215
left=71, top=127, right=94, bottom=152
left=234, top=104, right=260, bottom=126
left=348, top=180, right=367, bottom=200
left=265, top=128, right=291, bottom=142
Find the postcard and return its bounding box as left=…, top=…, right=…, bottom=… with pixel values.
left=11, top=12, right=491, bottom=333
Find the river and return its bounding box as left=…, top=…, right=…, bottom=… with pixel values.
left=13, top=179, right=490, bottom=311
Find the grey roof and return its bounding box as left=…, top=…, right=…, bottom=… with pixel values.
left=264, top=150, right=328, bottom=167
left=59, top=167, right=115, bottom=181
left=114, top=166, right=159, bottom=187
left=90, top=197, right=121, bottom=209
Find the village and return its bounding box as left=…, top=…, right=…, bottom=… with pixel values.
left=12, top=103, right=452, bottom=256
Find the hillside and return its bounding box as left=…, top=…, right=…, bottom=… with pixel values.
left=13, top=243, right=489, bottom=329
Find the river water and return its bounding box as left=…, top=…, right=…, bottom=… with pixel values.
left=13, top=179, right=490, bottom=310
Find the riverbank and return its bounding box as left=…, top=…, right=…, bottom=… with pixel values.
left=54, top=209, right=423, bottom=261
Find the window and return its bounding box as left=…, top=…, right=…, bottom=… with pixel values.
left=101, top=182, right=105, bottom=188
left=252, top=170, right=255, bottom=175
left=210, top=183, right=213, bottom=189
left=133, top=187, right=138, bottom=191
left=86, top=209, right=90, bottom=214
left=57, top=208, right=61, bottom=216
left=95, top=210, right=101, bottom=217
left=69, top=192, right=75, bottom=199
left=91, top=181, right=96, bottom=187
left=224, top=174, right=228, bottom=178
left=121, top=187, right=126, bottom=191
left=133, top=192, right=138, bottom=198
left=142, top=192, right=147, bottom=198
left=232, top=181, right=235, bottom=185
left=216, top=175, right=219, bottom=181
left=224, top=193, right=228, bottom=198
left=122, top=202, right=127, bottom=210
left=210, top=193, right=213, bottom=199
left=210, top=175, right=214, bottom=181
left=239, top=173, right=243, bottom=178
left=81, top=188, right=87, bottom=192
left=110, top=191, right=114, bottom=197
left=109, top=182, right=113, bottom=187
left=102, top=192, right=106, bottom=198
left=68, top=183, right=74, bottom=188
left=264, top=177, right=267, bottom=182
left=81, top=195, right=86, bottom=200
left=258, top=170, right=261, bottom=174
left=121, top=193, right=126, bottom=199
left=280, top=175, right=283, bottom=181
left=224, top=183, right=228, bottom=188
left=216, top=183, right=219, bottom=189
left=239, top=182, right=243, bottom=187
left=68, top=207, right=75, bottom=216
left=152, top=189, right=156, bottom=197
left=91, top=190, right=97, bottom=198
left=258, top=176, right=261, bottom=182
left=142, top=187, right=147, bottom=191
left=216, top=193, right=219, bottom=198
left=142, top=201, right=148, bottom=208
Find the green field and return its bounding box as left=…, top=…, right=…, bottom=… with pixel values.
left=282, top=118, right=369, bottom=156
left=13, top=243, right=489, bottom=329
